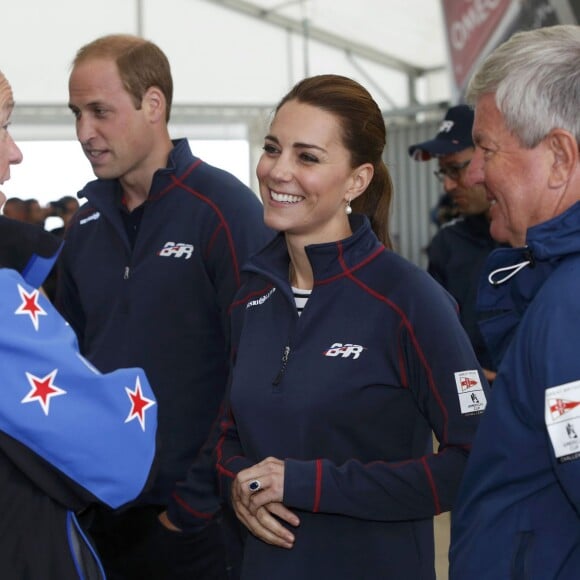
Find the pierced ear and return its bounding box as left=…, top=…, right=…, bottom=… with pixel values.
left=547, top=129, right=578, bottom=188
left=348, top=163, right=374, bottom=199
left=143, top=86, right=166, bottom=123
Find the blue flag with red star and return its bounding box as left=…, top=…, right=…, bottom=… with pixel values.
left=0, top=268, right=157, bottom=509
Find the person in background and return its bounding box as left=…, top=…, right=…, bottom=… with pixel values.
left=42, top=196, right=81, bottom=301
left=2, top=196, right=27, bottom=220
left=61, top=194, right=80, bottom=221
left=449, top=25, right=580, bottom=579
left=24, top=197, right=47, bottom=227
left=58, top=33, right=273, bottom=579
left=46, top=195, right=80, bottom=237
left=409, top=105, right=499, bottom=383
left=0, top=67, right=157, bottom=580
left=430, top=191, right=459, bottom=229
left=215, top=74, right=489, bottom=579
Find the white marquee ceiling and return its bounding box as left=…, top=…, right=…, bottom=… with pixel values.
left=3, top=0, right=451, bottom=114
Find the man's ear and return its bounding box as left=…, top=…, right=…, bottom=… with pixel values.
left=348, top=163, right=374, bottom=200
left=547, top=129, right=578, bottom=189
left=142, top=86, right=166, bottom=123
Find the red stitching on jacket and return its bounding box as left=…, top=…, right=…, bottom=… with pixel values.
left=171, top=491, right=214, bottom=520
left=313, top=459, right=323, bottom=512
left=421, top=456, right=441, bottom=514
left=313, top=245, right=384, bottom=286
left=228, top=283, right=275, bottom=315
left=149, top=159, right=242, bottom=287
left=335, top=241, right=450, bottom=444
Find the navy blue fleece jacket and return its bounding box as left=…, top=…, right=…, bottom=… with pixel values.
left=58, top=139, right=273, bottom=512
left=427, top=213, right=499, bottom=371
left=217, top=215, right=488, bottom=579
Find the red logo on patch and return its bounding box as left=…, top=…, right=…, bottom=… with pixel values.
left=549, top=398, right=580, bottom=420
left=461, top=376, right=478, bottom=390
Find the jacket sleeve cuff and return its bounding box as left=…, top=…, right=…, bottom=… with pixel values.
left=166, top=491, right=220, bottom=533
left=283, top=458, right=322, bottom=512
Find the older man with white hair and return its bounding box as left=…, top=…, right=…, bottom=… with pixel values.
left=449, top=24, right=580, bottom=579
left=0, top=68, right=157, bottom=580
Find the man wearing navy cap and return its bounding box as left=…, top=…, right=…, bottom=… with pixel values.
left=409, top=105, right=498, bottom=383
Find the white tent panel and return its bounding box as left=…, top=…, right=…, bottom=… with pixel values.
left=2, top=0, right=451, bottom=110
left=3, top=1, right=136, bottom=105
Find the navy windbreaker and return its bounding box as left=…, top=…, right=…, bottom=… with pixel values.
left=427, top=213, right=499, bottom=371
left=450, top=201, right=580, bottom=579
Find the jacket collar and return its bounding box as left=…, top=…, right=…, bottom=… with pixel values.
left=79, top=138, right=195, bottom=209
left=477, top=201, right=580, bottom=366
left=245, top=214, right=385, bottom=288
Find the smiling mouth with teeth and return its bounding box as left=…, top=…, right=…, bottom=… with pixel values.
left=271, top=190, right=303, bottom=203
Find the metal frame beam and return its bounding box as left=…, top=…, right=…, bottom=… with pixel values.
left=202, top=0, right=438, bottom=77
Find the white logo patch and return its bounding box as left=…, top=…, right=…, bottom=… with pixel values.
left=323, top=343, right=365, bottom=360
left=438, top=120, right=454, bottom=133
left=454, top=370, right=486, bottom=415
left=545, top=380, right=580, bottom=463
left=158, top=242, right=194, bottom=260
left=246, top=287, right=276, bottom=309
left=79, top=211, right=100, bottom=225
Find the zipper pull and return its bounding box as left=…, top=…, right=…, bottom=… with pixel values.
left=273, top=345, right=291, bottom=385
left=124, top=266, right=130, bottom=280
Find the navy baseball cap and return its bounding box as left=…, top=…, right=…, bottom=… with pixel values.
left=409, top=105, right=475, bottom=161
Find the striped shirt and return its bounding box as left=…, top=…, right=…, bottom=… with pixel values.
left=292, top=286, right=312, bottom=316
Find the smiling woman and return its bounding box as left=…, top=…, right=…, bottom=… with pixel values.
left=214, top=73, right=489, bottom=580
left=1, top=139, right=251, bottom=208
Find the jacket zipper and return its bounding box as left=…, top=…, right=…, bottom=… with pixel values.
left=272, top=345, right=291, bottom=385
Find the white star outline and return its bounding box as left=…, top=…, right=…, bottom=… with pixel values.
left=125, top=376, right=156, bottom=431
left=22, top=369, right=67, bottom=415
left=15, top=283, right=47, bottom=331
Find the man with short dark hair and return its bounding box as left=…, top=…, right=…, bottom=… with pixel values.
left=410, top=105, right=498, bottom=383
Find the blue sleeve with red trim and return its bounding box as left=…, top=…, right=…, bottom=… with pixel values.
left=282, top=289, right=489, bottom=520
left=215, top=405, right=255, bottom=507
left=196, top=171, right=274, bottom=337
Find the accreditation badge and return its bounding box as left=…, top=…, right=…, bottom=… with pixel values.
left=545, top=380, right=580, bottom=463
left=454, top=369, right=487, bottom=416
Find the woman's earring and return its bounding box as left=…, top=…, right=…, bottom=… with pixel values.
left=345, top=199, right=352, bottom=215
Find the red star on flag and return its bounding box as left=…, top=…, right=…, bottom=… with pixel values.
left=22, top=369, right=67, bottom=415
left=125, top=376, right=155, bottom=431
left=15, top=284, right=47, bottom=331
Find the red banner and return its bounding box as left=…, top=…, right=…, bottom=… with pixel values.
left=441, top=0, right=513, bottom=90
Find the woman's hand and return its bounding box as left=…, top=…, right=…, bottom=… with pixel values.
left=231, top=457, right=300, bottom=548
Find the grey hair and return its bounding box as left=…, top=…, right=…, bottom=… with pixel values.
left=466, top=25, right=580, bottom=148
